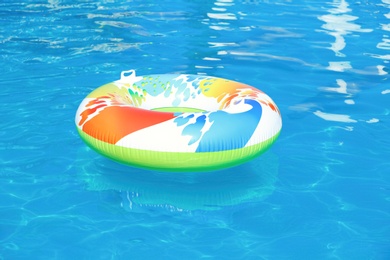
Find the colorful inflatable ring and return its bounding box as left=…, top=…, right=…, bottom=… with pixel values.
left=75, top=70, right=282, bottom=172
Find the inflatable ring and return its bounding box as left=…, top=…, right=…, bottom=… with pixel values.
left=75, top=70, right=282, bottom=172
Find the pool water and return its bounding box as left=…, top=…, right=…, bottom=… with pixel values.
left=1, top=0, right=389, bottom=259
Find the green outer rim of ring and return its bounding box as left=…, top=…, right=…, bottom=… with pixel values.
left=77, top=128, right=281, bottom=172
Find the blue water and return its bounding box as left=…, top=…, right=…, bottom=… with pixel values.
left=1, top=0, right=389, bottom=259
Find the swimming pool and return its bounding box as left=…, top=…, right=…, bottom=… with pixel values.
left=1, top=0, right=389, bottom=259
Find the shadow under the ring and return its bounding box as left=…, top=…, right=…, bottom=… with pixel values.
left=76, top=148, right=279, bottom=212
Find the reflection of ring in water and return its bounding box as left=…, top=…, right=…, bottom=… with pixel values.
left=76, top=147, right=278, bottom=211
